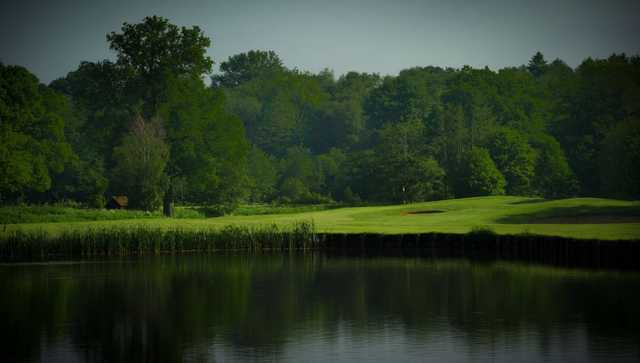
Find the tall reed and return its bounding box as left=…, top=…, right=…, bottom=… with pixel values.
left=0, top=221, right=318, bottom=260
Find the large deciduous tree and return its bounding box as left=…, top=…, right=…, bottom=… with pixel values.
left=107, top=16, right=248, bottom=214
left=0, top=64, right=72, bottom=202
left=107, top=15, right=213, bottom=116
left=111, top=116, right=169, bottom=211
left=484, top=127, right=536, bottom=195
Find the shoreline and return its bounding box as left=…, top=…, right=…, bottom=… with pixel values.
left=1, top=226, right=638, bottom=270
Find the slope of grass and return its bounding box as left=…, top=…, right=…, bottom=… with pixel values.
left=0, top=203, right=343, bottom=224
left=0, top=205, right=159, bottom=224
left=2, top=196, right=639, bottom=240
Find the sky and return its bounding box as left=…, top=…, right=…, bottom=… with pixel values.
left=1, top=0, right=639, bottom=84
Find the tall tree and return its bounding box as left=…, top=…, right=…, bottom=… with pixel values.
left=50, top=60, right=133, bottom=168
left=373, top=119, right=445, bottom=202
left=108, top=16, right=248, bottom=214
left=552, top=54, right=640, bottom=195
left=111, top=115, right=169, bottom=211
left=308, top=72, right=380, bottom=152
left=0, top=64, right=72, bottom=202
left=159, top=76, right=249, bottom=211
left=107, top=15, right=213, bottom=116
left=530, top=133, right=577, bottom=198
left=454, top=147, right=505, bottom=197
left=246, top=146, right=278, bottom=202
left=484, top=127, right=536, bottom=195
left=527, top=51, right=548, bottom=78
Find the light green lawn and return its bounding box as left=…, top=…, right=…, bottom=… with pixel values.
left=3, top=196, right=640, bottom=240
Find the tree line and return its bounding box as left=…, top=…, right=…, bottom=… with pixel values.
left=1, top=16, right=639, bottom=213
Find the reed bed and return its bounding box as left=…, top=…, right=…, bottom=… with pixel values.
left=0, top=221, right=318, bottom=260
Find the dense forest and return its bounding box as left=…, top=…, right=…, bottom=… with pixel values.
left=1, top=16, right=639, bottom=214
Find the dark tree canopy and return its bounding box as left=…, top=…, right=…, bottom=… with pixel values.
left=107, top=15, right=214, bottom=115
left=0, top=63, right=72, bottom=202
left=527, top=51, right=548, bottom=78
left=213, top=50, right=284, bottom=88
left=107, top=16, right=213, bottom=78
left=3, top=19, right=640, bottom=211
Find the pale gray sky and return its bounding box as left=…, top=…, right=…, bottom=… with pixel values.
left=1, top=0, right=639, bottom=84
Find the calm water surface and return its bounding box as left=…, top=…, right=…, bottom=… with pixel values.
left=1, top=255, right=639, bottom=362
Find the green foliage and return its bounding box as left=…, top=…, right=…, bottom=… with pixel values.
left=279, top=147, right=317, bottom=188
left=0, top=221, right=318, bottom=258
left=337, top=150, right=378, bottom=202
left=365, top=67, right=451, bottom=130
left=247, top=146, right=278, bottom=202
left=316, top=148, right=347, bottom=199
left=225, top=69, right=326, bottom=156
left=49, top=60, right=133, bottom=164
left=213, top=50, right=284, bottom=87
left=530, top=134, right=577, bottom=198
left=484, top=127, right=536, bottom=195
left=105, top=16, right=250, bottom=212
left=0, top=64, right=73, bottom=202
left=280, top=177, right=310, bottom=203
left=599, top=119, right=640, bottom=199
left=107, top=15, right=213, bottom=115
left=48, top=155, right=108, bottom=208
left=551, top=54, right=640, bottom=195
left=455, top=147, right=506, bottom=197
left=373, top=120, right=446, bottom=202
left=3, top=24, right=640, bottom=211
left=0, top=204, right=160, bottom=224
left=111, top=116, right=169, bottom=211
left=308, top=72, right=380, bottom=151
left=210, top=49, right=640, bottom=203
left=159, top=70, right=250, bottom=208
left=527, top=51, right=548, bottom=78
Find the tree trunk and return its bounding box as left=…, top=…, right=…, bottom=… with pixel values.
left=163, top=182, right=174, bottom=217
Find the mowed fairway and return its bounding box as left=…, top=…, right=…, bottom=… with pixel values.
left=3, top=196, right=640, bottom=240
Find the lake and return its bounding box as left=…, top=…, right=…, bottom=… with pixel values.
left=1, top=255, right=639, bottom=362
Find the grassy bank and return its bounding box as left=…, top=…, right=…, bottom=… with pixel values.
left=0, top=222, right=317, bottom=259
left=2, top=196, right=640, bottom=240
left=0, top=203, right=342, bottom=224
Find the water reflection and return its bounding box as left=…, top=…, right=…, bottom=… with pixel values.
left=1, top=256, right=639, bottom=362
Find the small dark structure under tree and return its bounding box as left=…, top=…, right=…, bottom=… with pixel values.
left=106, top=196, right=129, bottom=210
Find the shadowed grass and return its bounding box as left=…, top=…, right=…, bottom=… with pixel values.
left=498, top=204, right=640, bottom=224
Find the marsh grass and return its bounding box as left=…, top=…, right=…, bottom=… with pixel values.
left=0, top=221, right=318, bottom=260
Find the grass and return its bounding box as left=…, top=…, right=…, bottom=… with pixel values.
left=0, top=205, right=159, bottom=224
left=1, top=196, right=639, bottom=240
left=0, top=221, right=318, bottom=259
left=0, top=203, right=342, bottom=223
left=0, top=204, right=207, bottom=223
left=229, top=203, right=342, bottom=216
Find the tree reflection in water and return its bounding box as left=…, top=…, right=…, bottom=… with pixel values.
left=1, top=255, right=639, bottom=362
